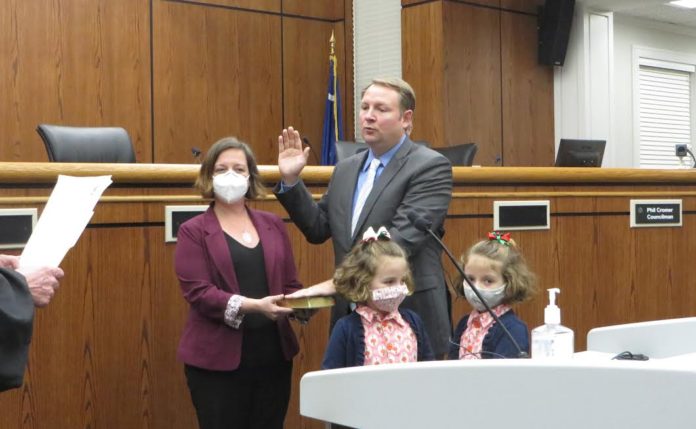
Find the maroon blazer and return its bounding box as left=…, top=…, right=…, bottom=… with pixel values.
left=175, top=205, right=301, bottom=371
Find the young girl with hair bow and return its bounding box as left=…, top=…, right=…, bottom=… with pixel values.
left=321, top=226, right=434, bottom=369
left=449, top=231, right=537, bottom=359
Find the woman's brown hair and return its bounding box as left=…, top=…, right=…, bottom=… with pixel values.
left=195, top=136, right=267, bottom=199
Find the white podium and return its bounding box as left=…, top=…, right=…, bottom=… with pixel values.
left=300, top=318, right=696, bottom=429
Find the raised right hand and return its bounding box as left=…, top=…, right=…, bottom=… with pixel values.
left=278, top=126, right=310, bottom=185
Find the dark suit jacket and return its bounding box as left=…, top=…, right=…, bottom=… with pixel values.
left=274, top=138, right=453, bottom=344
left=0, top=268, right=34, bottom=392
left=175, top=205, right=301, bottom=371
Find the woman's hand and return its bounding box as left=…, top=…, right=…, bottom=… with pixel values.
left=242, top=294, right=293, bottom=321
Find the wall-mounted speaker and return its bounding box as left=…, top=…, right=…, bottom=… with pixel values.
left=538, top=0, right=575, bottom=66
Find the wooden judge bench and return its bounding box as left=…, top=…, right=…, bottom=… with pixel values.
left=1, top=163, right=696, bottom=428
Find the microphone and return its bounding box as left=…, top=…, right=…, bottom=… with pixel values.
left=408, top=211, right=529, bottom=358
left=191, top=147, right=202, bottom=163
left=302, top=137, right=320, bottom=164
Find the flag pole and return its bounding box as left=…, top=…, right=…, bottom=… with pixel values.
left=330, top=32, right=339, bottom=142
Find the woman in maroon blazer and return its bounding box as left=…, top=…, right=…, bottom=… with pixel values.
left=175, top=137, right=302, bottom=429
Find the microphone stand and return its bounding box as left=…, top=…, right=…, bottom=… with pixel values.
left=416, top=220, right=529, bottom=358
left=302, top=137, right=321, bottom=164
left=686, top=147, right=696, bottom=168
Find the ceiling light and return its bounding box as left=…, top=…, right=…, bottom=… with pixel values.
left=669, top=0, right=696, bottom=8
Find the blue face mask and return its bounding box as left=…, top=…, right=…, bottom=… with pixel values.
left=463, top=283, right=506, bottom=311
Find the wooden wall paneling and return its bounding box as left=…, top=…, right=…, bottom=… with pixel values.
left=442, top=1, right=502, bottom=165
left=153, top=1, right=282, bottom=164
left=0, top=0, right=151, bottom=162
left=282, top=17, right=346, bottom=166
left=501, top=10, right=555, bottom=166
left=401, top=0, right=433, bottom=6
left=0, top=227, right=156, bottom=428
left=633, top=228, right=672, bottom=320
left=180, top=0, right=281, bottom=12
left=502, top=0, right=544, bottom=14
left=402, top=1, right=445, bottom=147
left=149, top=227, right=198, bottom=429
left=670, top=220, right=696, bottom=318
left=446, top=0, right=501, bottom=7
left=283, top=0, right=344, bottom=20
left=595, top=214, right=641, bottom=328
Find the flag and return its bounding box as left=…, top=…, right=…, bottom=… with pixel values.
left=321, top=32, right=344, bottom=166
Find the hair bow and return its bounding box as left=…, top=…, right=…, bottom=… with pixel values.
left=487, top=231, right=512, bottom=246
left=361, top=226, right=391, bottom=243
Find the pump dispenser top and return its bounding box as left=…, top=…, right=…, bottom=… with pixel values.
left=544, top=288, right=561, bottom=324
left=531, top=287, right=574, bottom=358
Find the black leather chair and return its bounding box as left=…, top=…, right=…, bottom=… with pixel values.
left=432, top=143, right=477, bottom=166
left=335, top=140, right=369, bottom=162
left=37, top=124, right=136, bottom=163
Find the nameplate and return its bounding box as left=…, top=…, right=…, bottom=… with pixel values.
left=630, top=199, right=682, bottom=228
left=0, top=208, right=37, bottom=250
left=493, top=200, right=550, bottom=231
left=164, top=205, right=208, bottom=243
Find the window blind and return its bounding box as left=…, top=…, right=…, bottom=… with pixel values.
left=353, top=0, right=402, bottom=137
left=638, top=62, right=693, bottom=169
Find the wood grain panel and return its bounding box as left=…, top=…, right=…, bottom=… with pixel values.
left=149, top=228, right=199, bottom=429
left=0, top=0, right=151, bottom=162
left=401, top=0, right=435, bottom=6
left=282, top=18, right=347, bottom=166
left=403, top=0, right=553, bottom=166
left=174, top=0, right=280, bottom=12
left=402, top=1, right=445, bottom=147
left=501, top=10, right=554, bottom=166
left=153, top=0, right=282, bottom=164
left=502, top=0, right=544, bottom=14
left=283, top=0, right=344, bottom=20
left=442, top=1, right=502, bottom=165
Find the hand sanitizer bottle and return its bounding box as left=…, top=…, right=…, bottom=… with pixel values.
left=531, top=288, right=574, bottom=359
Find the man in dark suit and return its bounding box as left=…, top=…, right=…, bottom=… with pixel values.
left=275, top=77, right=453, bottom=356
left=0, top=254, right=63, bottom=392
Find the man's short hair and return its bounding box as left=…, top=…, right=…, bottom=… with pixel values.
left=361, top=77, right=416, bottom=114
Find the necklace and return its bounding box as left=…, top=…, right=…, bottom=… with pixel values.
left=241, top=231, right=252, bottom=244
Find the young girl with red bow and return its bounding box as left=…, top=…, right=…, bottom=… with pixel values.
left=321, top=227, right=434, bottom=369
left=448, top=232, right=537, bottom=359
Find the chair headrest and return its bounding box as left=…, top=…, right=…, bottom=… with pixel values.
left=37, top=124, right=136, bottom=163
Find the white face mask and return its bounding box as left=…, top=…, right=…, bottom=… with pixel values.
left=370, top=284, right=408, bottom=313
left=464, top=283, right=507, bottom=312
left=213, top=170, right=249, bottom=204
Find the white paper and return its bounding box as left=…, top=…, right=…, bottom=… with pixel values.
left=20, top=175, right=112, bottom=269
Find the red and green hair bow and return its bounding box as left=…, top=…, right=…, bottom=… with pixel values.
left=487, top=231, right=512, bottom=246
